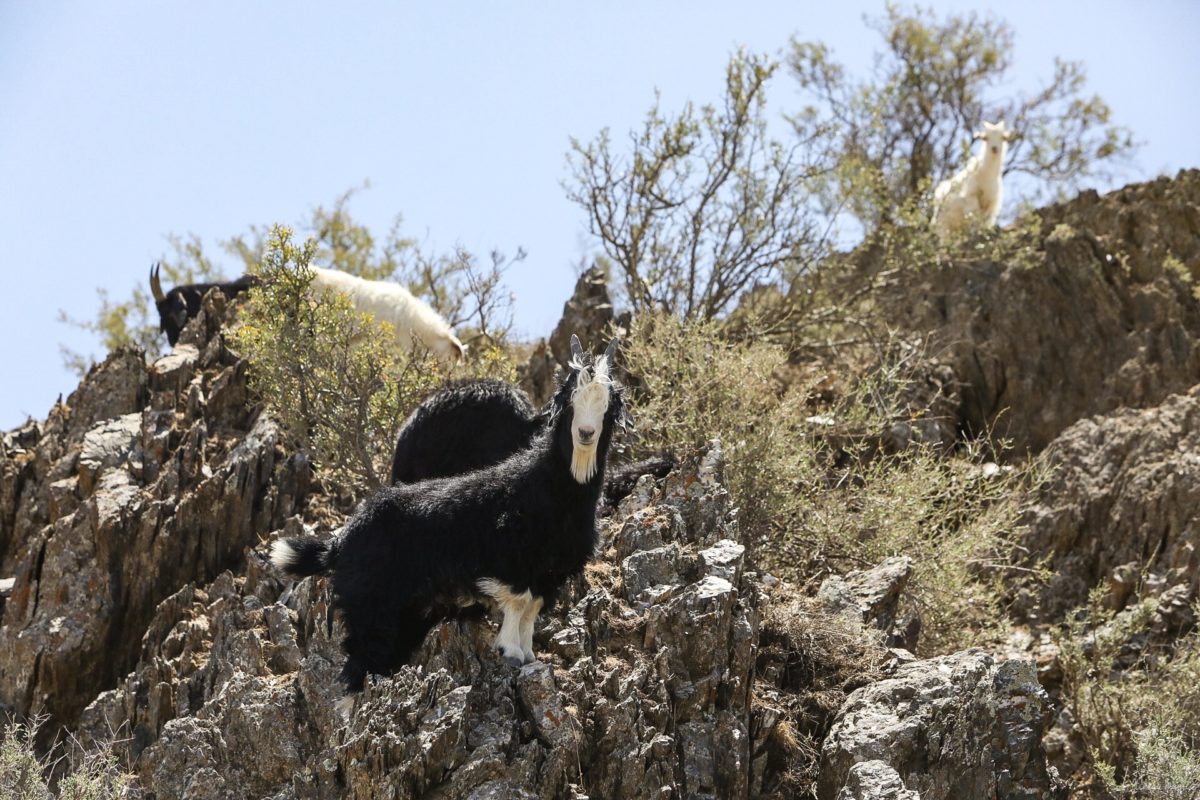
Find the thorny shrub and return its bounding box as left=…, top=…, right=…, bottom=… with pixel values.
left=1057, top=589, right=1200, bottom=798
left=624, top=311, right=1045, bottom=654
left=755, top=595, right=889, bottom=796
left=0, top=718, right=132, bottom=800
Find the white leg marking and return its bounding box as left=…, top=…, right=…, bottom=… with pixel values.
left=335, top=694, right=354, bottom=722
left=519, top=595, right=543, bottom=663
left=478, top=579, right=532, bottom=665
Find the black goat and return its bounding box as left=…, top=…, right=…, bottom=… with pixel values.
left=150, top=263, right=258, bottom=346
left=272, top=336, right=631, bottom=695
left=390, top=377, right=673, bottom=512
left=389, top=378, right=546, bottom=485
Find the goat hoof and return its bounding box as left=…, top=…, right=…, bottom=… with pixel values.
left=522, top=649, right=536, bottom=664
left=335, top=695, right=355, bottom=722
left=503, top=655, right=524, bottom=668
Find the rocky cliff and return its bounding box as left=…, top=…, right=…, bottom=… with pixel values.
left=2, top=170, right=1199, bottom=798
left=890, top=168, right=1200, bottom=452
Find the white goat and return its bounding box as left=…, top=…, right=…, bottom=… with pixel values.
left=931, top=120, right=1013, bottom=241
left=309, top=267, right=466, bottom=363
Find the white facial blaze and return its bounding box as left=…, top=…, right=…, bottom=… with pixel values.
left=568, top=355, right=613, bottom=483
left=980, top=121, right=1009, bottom=157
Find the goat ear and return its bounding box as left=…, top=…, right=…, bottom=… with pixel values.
left=150, top=263, right=166, bottom=303
left=972, top=131, right=984, bottom=142
left=547, top=388, right=569, bottom=423
left=1003, top=130, right=1016, bottom=142
left=569, top=334, right=584, bottom=362
left=604, top=337, right=618, bottom=364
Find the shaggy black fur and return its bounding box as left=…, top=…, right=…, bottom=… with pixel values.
left=150, top=263, right=258, bottom=346
left=389, top=377, right=673, bottom=514
left=275, top=349, right=629, bottom=694
left=599, top=454, right=676, bottom=514
left=389, top=378, right=546, bottom=484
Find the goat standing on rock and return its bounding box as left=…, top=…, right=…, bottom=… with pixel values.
left=931, top=120, right=1013, bottom=241
left=150, top=263, right=258, bottom=346
left=309, top=266, right=466, bottom=364
left=272, top=335, right=630, bottom=696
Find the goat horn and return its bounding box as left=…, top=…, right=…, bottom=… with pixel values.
left=569, top=334, right=584, bottom=361
left=150, top=263, right=165, bottom=302
left=604, top=337, right=618, bottom=363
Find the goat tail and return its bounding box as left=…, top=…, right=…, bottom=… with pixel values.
left=270, top=536, right=336, bottom=577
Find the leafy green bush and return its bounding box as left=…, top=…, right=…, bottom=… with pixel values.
left=234, top=225, right=518, bottom=498
left=233, top=227, right=446, bottom=496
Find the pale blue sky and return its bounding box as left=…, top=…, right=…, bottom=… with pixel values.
left=2, top=1, right=1197, bottom=429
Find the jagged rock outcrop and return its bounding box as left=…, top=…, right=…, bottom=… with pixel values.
left=77, top=445, right=766, bottom=799
left=817, top=556, right=918, bottom=650
left=520, top=265, right=617, bottom=406
left=2, top=360, right=1064, bottom=800
left=0, top=291, right=306, bottom=725
left=835, top=761, right=920, bottom=800
left=890, top=169, right=1200, bottom=453
left=1019, top=385, right=1200, bottom=621
left=819, top=650, right=1060, bottom=800
left=1037, top=168, right=1200, bottom=283
left=517, top=339, right=560, bottom=408
left=549, top=266, right=615, bottom=368
left=14, top=173, right=1195, bottom=796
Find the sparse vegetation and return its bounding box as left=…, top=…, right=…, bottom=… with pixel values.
left=623, top=312, right=1044, bottom=654
left=0, top=718, right=132, bottom=800
left=567, top=50, right=831, bottom=320
left=755, top=596, right=889, bottom=795
left=1058, top=590, right=1200, bottom=795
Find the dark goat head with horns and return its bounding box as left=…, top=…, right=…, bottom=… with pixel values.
left=149, top=263, right=258, bottom=346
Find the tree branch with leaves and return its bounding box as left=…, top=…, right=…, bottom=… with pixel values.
left=789, top=3, right=1137, bottom=227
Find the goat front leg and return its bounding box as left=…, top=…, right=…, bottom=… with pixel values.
left=478, top=579, right=531, bottom=667
left=518, top=595, right=544, bottom=664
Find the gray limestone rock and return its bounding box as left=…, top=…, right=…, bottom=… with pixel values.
left=819, top=650, right=1061, bottom=800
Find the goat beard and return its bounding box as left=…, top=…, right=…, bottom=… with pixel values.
left=571, top=443, right=599, bottom=484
